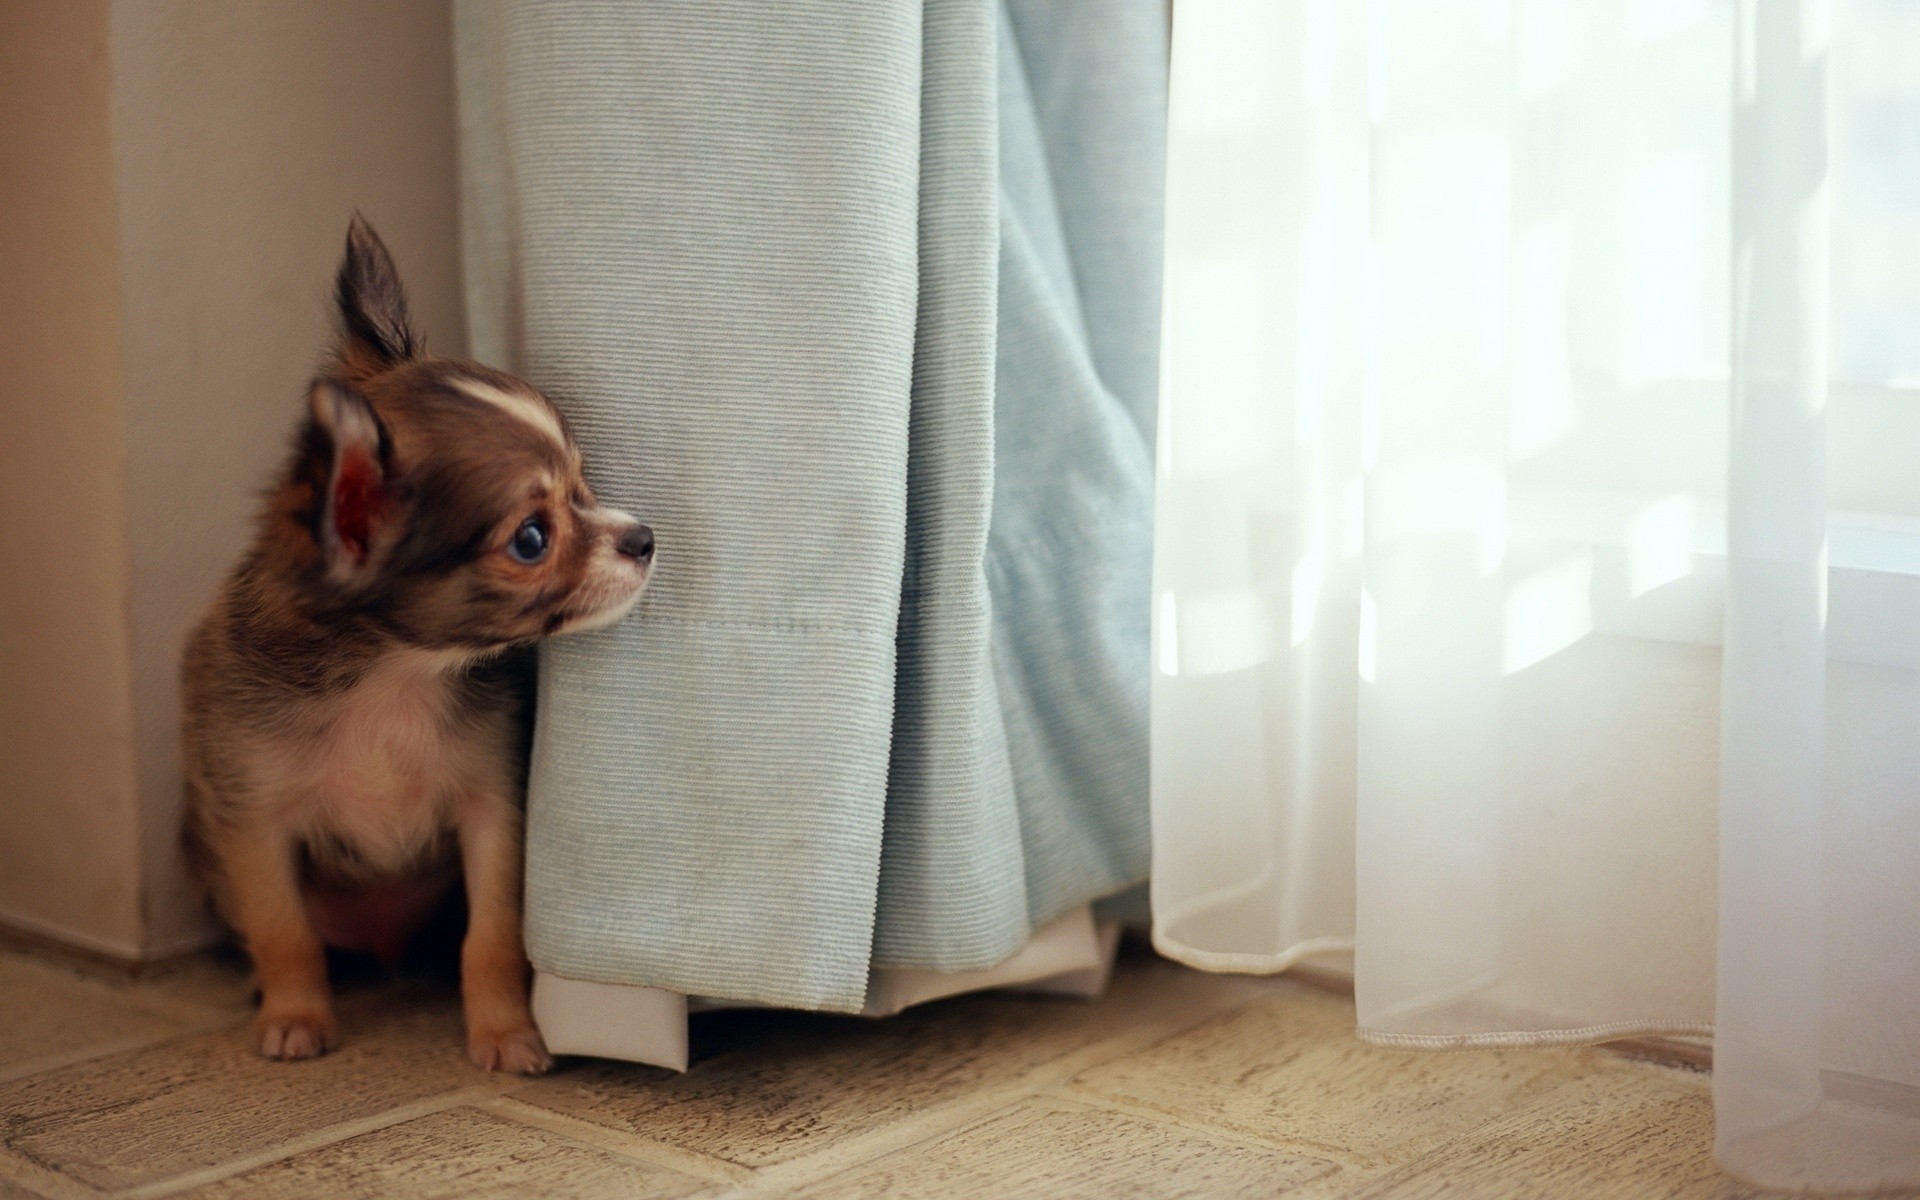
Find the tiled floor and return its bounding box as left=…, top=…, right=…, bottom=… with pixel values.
left=0, top=938, right=1808, bottom=1199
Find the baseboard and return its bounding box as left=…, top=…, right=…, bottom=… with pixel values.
left=139, top=927, right=226, bottom=962
left=0, top=909, right=144, bottom=964
left=0, top=910, right=223, bottom=976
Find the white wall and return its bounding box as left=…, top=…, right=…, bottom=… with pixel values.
left=0, top=0, right=146, bottom=957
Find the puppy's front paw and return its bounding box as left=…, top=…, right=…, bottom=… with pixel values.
left=469, top=1023, right=552, bottom=1075
left=257, top=1007, right=339, bottom=1060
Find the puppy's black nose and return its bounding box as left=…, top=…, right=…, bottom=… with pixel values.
left=617, top=524, right=655, bottom=562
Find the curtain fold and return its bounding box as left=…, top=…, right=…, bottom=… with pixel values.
left=987, top=0, right=1163, bottom=943
left=1154, top=0, right=1919, bottom=1190
left=1719, top=5, right=1920, bottom=1184
left=456, top=0, right=1162, bottom=1015
left=1715, top=0, right=1836, bottom=1184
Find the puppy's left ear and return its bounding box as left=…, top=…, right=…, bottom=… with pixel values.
left=310, top=379, right=394, bottom=583
left=332, top=214, right=419, bottom=380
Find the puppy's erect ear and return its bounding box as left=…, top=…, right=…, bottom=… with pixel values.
left=310, top=379, right=392, bottom=582
left=333, top=214, right=419, bottom=380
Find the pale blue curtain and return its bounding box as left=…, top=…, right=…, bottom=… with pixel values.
left=457, top=0, right=1164, bottom=1011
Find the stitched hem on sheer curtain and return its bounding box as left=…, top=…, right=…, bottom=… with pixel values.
left=1152, top=928, right=1717, bottom=1049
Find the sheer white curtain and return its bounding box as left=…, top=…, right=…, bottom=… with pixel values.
left=1151, top=0, right=1920, bottom=1189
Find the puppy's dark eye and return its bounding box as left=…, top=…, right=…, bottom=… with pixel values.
left=507, top=516, right=549, bottom=564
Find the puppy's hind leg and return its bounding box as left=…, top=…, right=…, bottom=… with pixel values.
left=457, top=793, right=550, bottom=1075
left=213, top=823, right=339, bottom=1059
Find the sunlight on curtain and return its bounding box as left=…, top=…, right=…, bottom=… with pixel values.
left=1153, top=0, right=1920, bottom=1188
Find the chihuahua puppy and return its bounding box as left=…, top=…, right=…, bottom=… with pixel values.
left=182, top=217, right=652, bottom=1074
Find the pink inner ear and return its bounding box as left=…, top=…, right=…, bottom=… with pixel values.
left=332, top=450, right=383, bottom=560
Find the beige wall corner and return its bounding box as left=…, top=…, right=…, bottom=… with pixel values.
left=108, top=0, right=467, bottom=957
left=0, top=1, right=466, bottom=961
left=0, top=0, right=147, bottom=958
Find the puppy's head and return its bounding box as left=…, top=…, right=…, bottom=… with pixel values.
left=284, top=216, right=652, bottom=651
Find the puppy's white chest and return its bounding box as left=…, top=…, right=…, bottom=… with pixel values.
left=302, top=659, right=466, bottom=861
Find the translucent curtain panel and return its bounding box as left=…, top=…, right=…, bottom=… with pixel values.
left=1155, top=1, right=1920, bottom=1188
left=1154, top=0, right=1722, bottom=1039
left=1150, top=1, right=1366, bottom=976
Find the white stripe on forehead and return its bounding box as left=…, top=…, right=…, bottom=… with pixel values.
left=452, top=375, right=568, bottom=448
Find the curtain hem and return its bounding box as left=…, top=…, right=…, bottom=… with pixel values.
left=530, top=905, right=1121, bottom=1069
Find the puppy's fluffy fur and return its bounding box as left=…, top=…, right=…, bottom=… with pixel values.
left=182, top=217, right=652, bottom=1073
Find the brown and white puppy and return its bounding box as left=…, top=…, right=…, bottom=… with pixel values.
left=181, top=216, right=651, bottom=1074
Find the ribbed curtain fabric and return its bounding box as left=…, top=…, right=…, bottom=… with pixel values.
left=456, top=0, right=1162, bottom=1014
left=1152, top=0, right=1920, bottom=1191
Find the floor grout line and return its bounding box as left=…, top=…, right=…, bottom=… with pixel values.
left=110, top=1081, right=517, bottom=1200
left=697, top=986, right=1272, bottom=1198
left=479, top=1093, right=755, bottom=1186
left=0, top=1036, right=195, bottom=1090
left=0, top=1148, right=107, bottom=1200
left=1047, top=1083, right=1376, bottom=1172
left=0, top=1015, right=244, bottom=1089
